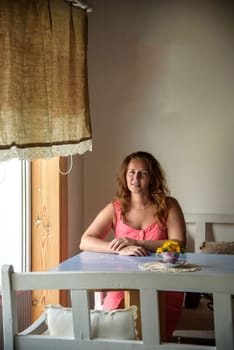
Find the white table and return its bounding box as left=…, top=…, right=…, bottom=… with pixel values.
left=52, top=252, right=234, bottom=349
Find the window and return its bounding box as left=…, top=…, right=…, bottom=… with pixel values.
left=0, top=159, right=30, bottom=276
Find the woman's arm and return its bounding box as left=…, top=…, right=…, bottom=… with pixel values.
left=79, top=203, right=116, bottom=253
left=165, top=196, right=186, bottom=246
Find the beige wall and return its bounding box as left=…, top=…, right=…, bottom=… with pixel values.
left=71, top=0, right=234, bottom=246
left=68, top=155, right=84, bottom=255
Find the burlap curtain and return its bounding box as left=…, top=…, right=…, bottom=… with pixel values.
left=0, top=0, right=92, bottom=161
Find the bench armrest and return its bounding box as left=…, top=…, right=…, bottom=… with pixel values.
left=19, top=313, right=48, bottom=335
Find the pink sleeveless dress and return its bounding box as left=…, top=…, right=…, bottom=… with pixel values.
left=102, top=201, right=184, bottom=340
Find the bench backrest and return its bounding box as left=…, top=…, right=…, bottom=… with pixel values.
left=184, top=213, right=234, bottom=252
left=2, top=263, right=234, bottom=350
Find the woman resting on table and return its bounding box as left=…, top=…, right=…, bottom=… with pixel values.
left=80, top=150, right=186, bottom=340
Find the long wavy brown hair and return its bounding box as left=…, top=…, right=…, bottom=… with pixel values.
left=116, top=151, right=170, bottom=227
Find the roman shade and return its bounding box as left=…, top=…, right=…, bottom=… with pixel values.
left=0, top=0, right=92, bottom=161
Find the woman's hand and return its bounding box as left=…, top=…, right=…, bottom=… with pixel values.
left=109, top=237, right=137, bottom=251
left=109, top=238, right=149, bottom=256
left=117, top=245, right=149, bottom=256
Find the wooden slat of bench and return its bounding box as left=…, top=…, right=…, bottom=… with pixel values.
left=213, top=293, right=234, bottom=350
left=140, top=289, right=161, bottom=345
left=15, top=335, right=216, bottom=350
left=1, top=265, right=17, bottom=349
left=70, top=289, right=91, bottom=339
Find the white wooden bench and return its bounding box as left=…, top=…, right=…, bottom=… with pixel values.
left=2, top=259, right=234, bottom=350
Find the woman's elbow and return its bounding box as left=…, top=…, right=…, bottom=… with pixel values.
left=79, top=236, right=87, bottom=251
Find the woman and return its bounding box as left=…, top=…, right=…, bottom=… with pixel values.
left=80, top=151, right=186, bottom=340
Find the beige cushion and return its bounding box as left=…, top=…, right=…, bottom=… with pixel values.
left=44, top=304, right=138, bottom=339
left=200, top=241, right=234, bottom=254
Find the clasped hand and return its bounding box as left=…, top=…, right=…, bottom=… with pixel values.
left=109, top=237, right=148, bottom=256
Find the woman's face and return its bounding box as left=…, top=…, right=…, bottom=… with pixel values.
left=126, top=158, right=151, bottom=194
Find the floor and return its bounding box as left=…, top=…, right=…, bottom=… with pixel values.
left=172, top=294, right=215, bottom=345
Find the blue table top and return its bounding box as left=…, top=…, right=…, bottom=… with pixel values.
left=51, top=251, right=234, bottom=276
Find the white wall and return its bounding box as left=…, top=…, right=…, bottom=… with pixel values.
left=81, top=0, right=234, bottom=240
left=68, top=155, right=84, bottom=255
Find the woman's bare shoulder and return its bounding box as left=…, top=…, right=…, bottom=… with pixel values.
left=166, top=196, right=181, bottom=208
left=166, top=196, right=185, bottom=218
left=98, top=202, right=115, bottom=217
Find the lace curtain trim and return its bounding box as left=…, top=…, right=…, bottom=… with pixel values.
left=65, top=0, right=92, bottom=12
left=0, top=140, right=92, bottom=162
